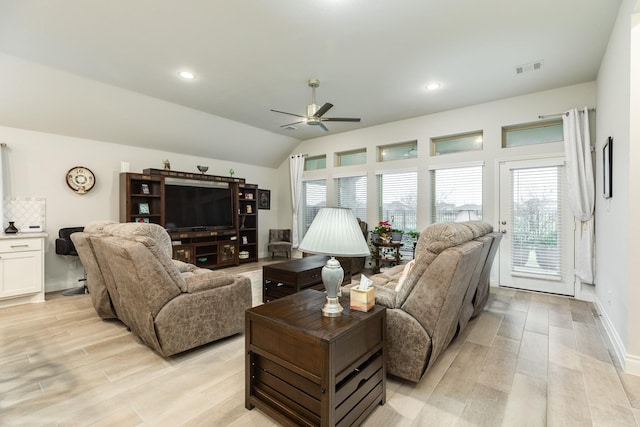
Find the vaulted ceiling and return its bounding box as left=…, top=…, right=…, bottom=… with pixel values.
left=0, top=0, right=622, bottom=167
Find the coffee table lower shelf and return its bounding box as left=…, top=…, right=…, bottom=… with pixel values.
left=245, top=289, right=386, bottom=427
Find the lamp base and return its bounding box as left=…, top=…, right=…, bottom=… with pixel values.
left=321, top=256, right=344, bottom=317
left=322, top=296, right=343, bottom=317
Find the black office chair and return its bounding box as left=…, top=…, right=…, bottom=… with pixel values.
left=55, top=226, right=87, bottom=296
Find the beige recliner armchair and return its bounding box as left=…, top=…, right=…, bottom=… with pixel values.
left=367, top=221, right=501, bottom=382
left=75, top=222, right=251, bottom=357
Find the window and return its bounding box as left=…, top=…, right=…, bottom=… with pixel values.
left=335, top=175, right=367, bottom=221
left=300, top=179, right=326, bottom=238
left=304, top=155, right=326, bottom=171
left=336, top=148, right=366, bottom=166
left=376, top=171, right=418, bottom=255
left=502, top=120, right=563, bottom=148
left=378, top=141, right=417, bottom=162
left=430, top=165, right=483, bottom=223
left=432, top=131, right=483, bottom=155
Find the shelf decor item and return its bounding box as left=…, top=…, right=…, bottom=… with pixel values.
left=138, top=202, right=150, bottom=214
left=197, top=165, right=209, bottom=174
left=258, top=189, right=270, bottom=210
left=140, top=183, right=150, bottom=194
left=4, top=221, right=18, bottom=234
left=298, top=207, right=370, bottom=317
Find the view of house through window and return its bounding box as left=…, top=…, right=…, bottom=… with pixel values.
left=335, top=175, right=367, bottom=222
left=430, top=165, right=483, bottom=223
left=376, top=171, right=418, bottom=256
left=300, top=179, right=326, bottom=239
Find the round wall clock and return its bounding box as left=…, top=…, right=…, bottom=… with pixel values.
left=66, top=166, right=96, bottom=194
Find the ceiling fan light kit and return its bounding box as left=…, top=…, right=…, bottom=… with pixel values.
left=271, top=79, right=361, bottom=132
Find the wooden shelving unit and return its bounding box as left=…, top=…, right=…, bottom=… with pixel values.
left=120, top=170, right=259, bottom=269
left=119, top=173, right=164, bottom=225
left=238, top=184, right=258, bottom=263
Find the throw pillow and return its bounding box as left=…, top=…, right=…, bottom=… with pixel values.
left=395, top=259, right=416, bottom=292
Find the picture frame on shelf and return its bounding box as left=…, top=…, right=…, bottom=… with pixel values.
left=245, top=192, right=253, bottom=199
left=140, top=183, right=150, bottom=194
left=138, top=202, right=150, bottom=214
left=246, top=204, right=253, bottom=214
left=242, top=235, right=248, bottom=245
left=134, top=217, right=150, bottom=223
left=258, top=189, right=271, bottom=210
left=603, top=136, right=613, bottom=199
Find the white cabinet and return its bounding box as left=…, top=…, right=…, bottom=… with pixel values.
left=0, top=233, right=46, bottom=307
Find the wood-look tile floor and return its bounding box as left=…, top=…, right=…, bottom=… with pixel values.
left=1, top=258, right=639, bottom=426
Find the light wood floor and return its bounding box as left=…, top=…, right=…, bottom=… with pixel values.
left=2, top=257, right=640, bottom=426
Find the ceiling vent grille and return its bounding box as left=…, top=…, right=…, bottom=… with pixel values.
left=515, top=60, right=544, bottom=75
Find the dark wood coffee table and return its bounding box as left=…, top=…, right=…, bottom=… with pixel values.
left=262, top=255, right=351, bottom=303
left=245, top=289, right=386, bottom=426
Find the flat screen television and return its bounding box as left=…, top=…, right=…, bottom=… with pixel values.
left=164, top=179, right=234, bottom=231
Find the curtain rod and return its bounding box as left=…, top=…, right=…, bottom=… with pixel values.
left=0, top=142, right=6, bottom=147
left=538, top=107, right=596, bottom=120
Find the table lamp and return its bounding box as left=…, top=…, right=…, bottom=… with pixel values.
left=298, top=207, right=370, bottom=317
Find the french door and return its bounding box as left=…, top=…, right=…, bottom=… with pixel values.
left=498, top=158, right=575, bottom=296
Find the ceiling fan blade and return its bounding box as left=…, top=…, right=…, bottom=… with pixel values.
left=318, top=122, right=329, bottom=132
left=270, top=109, right=305, bottom=118
left=322, top=117, right=361, bottom=122
left=280, top=120, right=306, bottom=127
left=314, top=103, right=333, bottom=118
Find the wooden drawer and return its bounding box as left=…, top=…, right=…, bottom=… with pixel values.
left=297, top=267, right=323, bottom=287
left=0, top=238, right=42, bottom=253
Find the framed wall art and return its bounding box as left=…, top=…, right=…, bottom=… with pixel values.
left=603, top=136, right=613, bottom=199
left=258, top=189, right=271, bottom=210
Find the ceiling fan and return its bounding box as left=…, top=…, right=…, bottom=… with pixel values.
left=270, top=78, right=361, bottom=132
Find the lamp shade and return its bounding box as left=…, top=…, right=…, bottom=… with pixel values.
left=298, top=207, right=370, bottom=257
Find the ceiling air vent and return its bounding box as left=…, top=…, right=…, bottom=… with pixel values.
left=515, top=60, right=544, bottom=75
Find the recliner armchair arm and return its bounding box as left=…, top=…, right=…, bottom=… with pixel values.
left=183, top=271, right=235, bottom=293
left=373, top=284, right=399, bottom=309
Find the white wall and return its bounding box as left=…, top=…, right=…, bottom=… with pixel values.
left=595, top=0, right=639, bottom=373
left=0, top=125, right=283, bottom=292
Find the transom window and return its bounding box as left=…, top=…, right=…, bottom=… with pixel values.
left=304, top=155, right=326, bottom=171
left=431, top=131, right=483, bottom=156
left=377, top=141, right=418, bottom=162
left=502, top=120, right=563, bottom=148
left=336, top=148, right=366, bottom=166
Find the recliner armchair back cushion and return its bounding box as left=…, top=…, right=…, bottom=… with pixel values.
left=104, top=222, right=173, bottom=259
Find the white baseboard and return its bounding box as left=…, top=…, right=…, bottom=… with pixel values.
left=593, top=296, right=629, bottom=373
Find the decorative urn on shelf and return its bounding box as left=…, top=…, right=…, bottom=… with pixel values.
left=4, top=221, right=18, bottom=234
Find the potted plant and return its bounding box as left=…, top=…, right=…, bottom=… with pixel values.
left=391, top=229, right=403, bottom=242
left=371, top=220, right=392, bottom=243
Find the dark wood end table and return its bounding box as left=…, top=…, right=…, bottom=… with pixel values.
left=245, top=289, right=386, bottom=427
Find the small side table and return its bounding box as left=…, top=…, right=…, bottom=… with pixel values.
left=372, top=241, right=402, bottom=273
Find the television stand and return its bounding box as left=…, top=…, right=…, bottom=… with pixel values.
left=169, top=229, right=238, bottom=269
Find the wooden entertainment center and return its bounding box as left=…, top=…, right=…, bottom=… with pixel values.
left=119, top=168, right=259, bottom=268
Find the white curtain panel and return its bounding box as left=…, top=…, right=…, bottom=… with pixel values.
left=563, top=107, right=595, bottom=284
left=289, top=154, right=305, bottom=247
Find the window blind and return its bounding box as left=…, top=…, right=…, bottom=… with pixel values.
left=335, top=175, right=367, bottom=221
left=430, top=165, right=483, bottom=223
left=301, top=179, right=326, bottom=238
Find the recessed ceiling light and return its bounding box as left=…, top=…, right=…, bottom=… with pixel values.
left=425, top=82, right=441, bottom=91
left=178, top=71, right=196, bottom=79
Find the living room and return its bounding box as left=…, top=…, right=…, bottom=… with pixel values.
left=1, top=0, right=639, bottom=425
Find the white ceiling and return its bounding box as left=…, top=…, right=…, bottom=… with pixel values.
left=0, top=0, right=622, bottom=168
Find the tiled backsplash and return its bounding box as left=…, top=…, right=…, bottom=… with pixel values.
left=3, top=197, right=46, bottom=231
